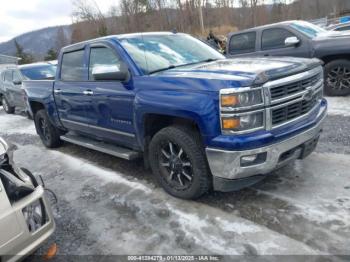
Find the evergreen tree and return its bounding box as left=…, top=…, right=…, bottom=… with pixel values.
left=14, top=39, right=34, bottom=65
left=44, top=48, right=58, bottom=61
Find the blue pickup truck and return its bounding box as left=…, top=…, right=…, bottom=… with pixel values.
left=24, top=32, right=327, bottom=199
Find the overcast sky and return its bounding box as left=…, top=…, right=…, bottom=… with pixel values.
left=0, top=0, right=291, bottom=43
left=0, top=0, right=117, bottom=43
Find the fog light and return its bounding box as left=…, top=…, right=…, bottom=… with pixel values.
left=240, top=152, right=267, bottom=167
left=241, top=154, right=258, bottom=164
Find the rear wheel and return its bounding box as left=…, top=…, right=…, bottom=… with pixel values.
left=149, top=126, right=211, bottom=199
left=324, top=59, right=350, bottom=96
left=34, top=109, right=62, bottom=148
left=2, top=96, right=15, bottom=114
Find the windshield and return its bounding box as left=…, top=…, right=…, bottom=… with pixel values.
left=20, top=64, right=57, bottom=80
left=119, top=34, right=225, bottom=74
left=290, top=21, right=327, bottom=38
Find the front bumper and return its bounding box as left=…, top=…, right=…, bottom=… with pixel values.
left=206, top=105, right=326, bottom=191
left=0, top=175, right=55, bottom=262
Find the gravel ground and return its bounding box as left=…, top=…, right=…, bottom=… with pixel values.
left=0, top=96, right=349, bottom=261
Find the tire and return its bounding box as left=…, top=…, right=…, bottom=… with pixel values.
left=34, top=109, right=62, bottom=148
left=2, top=96, right=15, bottom=114
left=324, top=59, right=350, bottom=96
left=149, top=126, right=211, bottom=199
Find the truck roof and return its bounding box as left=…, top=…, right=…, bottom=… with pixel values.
left=228, top=20, right=300, bottom=36
left=19, top=61, right=57, bottom=69
left=62, top=32, right=179, bottom=53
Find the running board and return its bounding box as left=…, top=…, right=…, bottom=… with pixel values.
left=60, top=134, right=141, bottom=160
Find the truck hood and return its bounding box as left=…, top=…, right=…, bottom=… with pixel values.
left=313, top=30, right=350, bottom=41
left=156, top=57, right=321, bottom=87
left=312, top=31, right=350, bottom=54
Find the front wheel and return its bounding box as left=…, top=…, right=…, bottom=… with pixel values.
left=34, top=109, right=62, bottom=148
left=324, top=59, right=350, bottom=96
left=149, top=126, right=211, bottom=199
left=2, top=96, right=15, bottom=114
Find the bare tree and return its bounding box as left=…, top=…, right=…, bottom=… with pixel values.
left=69, top=0, right=350, bottom=44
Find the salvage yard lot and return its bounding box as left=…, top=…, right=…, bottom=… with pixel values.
left=1, top=96, right=350, bottom=259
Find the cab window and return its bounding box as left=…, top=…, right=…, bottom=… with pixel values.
left=261, top=28, right=296, bottom=50
left=229, top=32, right=256, bottom=55
left=61, top=50, right=85, bottom=81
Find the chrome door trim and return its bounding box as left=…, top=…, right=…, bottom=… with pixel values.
left=60, top=119, right=135, bottom=138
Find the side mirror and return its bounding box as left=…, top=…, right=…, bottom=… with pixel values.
left=13, top=80, right=22, bottom=85
left=92, top=64, right=129, bottom=82
left=285, top=36, right=300, bottom=47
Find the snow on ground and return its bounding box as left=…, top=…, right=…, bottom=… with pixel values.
left=13, top=146, right=319, bottom=255
left=326, top=96, right=350, bottom=116
left=0, top=101, right=350, bottom=257
left=0, top=107, right=36, bottom=135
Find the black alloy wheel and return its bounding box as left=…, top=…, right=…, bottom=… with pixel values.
left=159, top=141, right=194, bottom=190
left=34, top=109, right=62, bottom=148
left=325, top=59, right=350, bottom=96
left=149, top=126, right=211, bottom=199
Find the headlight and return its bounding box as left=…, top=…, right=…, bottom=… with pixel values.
left=221, top=89, right=263, bottom=109
left=222, top=111, right=264, bottom=133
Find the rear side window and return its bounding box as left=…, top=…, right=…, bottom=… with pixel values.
left=13, top=70, right=22, bottom=83
left=89, top=47, right=122, bottom=80
left=61, top=50, right=85, bottom=81
left=262, top=28, right=295, bottom=50
left=4, top=71, right=12, bottom=82
left=229, top=32, right=256, bottom=54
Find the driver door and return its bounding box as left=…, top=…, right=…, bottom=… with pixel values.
left=82, top=44, right=136, bottom=148
left=258, top=28, right=310, bottom=58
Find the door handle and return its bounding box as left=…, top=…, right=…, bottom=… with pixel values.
left=264, top=54, right=270, bottom=57
left=54, top=89, right=62, bottom=94
left=83, top=90, right=94, bottom=96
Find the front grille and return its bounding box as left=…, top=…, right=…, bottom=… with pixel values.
left=270, top=73, right=321, bottom=100
left=271, top=93, right=319, bottom=126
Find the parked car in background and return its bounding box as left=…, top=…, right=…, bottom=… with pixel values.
left=327, top=21, right=350, bottom=32
left=25, top=32, right=327, bottom=199
left=0, top=62, right=56, bottom=116
left=0, top=137, right=55, bottom=261
left=227, top=20, right=350, bottom=96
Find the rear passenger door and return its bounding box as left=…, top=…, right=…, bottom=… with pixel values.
left=11, top=70, right=25, bottom=107
left=227, top=32, right=258, bottom=57
left=3, top=70, right=16, bottom=104
left=259, top=28, right=310, bottom=58
left=54, top=49, right=92, bottom=133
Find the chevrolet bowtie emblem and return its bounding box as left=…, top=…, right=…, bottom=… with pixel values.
left=302, top=86, right=314, bottom=102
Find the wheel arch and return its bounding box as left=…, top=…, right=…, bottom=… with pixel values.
left=142, top=113, right=203, bottom=149
left=29, top=100, right=46, bottom=116
left=320, top=54, right=350, bottom=64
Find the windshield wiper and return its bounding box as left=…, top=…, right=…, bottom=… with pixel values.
left=149, top=58, right=219, bottom=74
left=149, top=65, right=176, bottom=74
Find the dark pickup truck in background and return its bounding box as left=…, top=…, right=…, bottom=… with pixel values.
left=24, top=32, right=327, bottom=199
left=227, top=20, right=350, bottom=96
